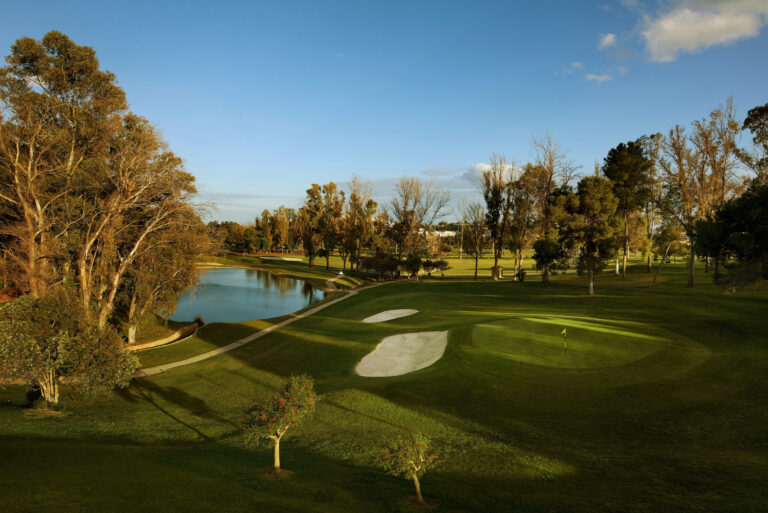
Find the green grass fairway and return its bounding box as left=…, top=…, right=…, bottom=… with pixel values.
left=1, top=262, right=767, bottom=512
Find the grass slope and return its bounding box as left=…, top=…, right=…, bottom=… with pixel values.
left=1, top=262, right=767, bottom=513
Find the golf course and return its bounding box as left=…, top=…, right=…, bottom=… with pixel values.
left=1, top=257, right=766, bottom=513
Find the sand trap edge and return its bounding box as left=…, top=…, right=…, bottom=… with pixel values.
left=362, top=309, right=419, bottom=323
left=355, top=331, right=448, bottom=377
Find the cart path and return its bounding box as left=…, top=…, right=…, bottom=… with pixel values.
left=135, top=282, right=381, bottom=378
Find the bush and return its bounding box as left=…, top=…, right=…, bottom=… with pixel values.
left=0, top=288, right=138, bottom=407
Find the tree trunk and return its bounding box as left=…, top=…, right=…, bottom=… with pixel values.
left=38, top=369, right=59, bottom=406
left=325, top=253, right=330, bottom=270
left=614, top=257, right=620, bottom=276
left=542, top=265, right=549, bottom=286
left=621, top=237, right=628, bottom=279
left=412, top=474, right=425, bottom=505
left=587, top=267, right=594, bottom=296
left=646, top=253, right=652, bottom=273
left=474, top=254, right=479, bottom=280
left=127, top=292, right=138, bottom=345
left=273, top=438, right=281, bottom=470
left=687, top=237, right=695, bottom=288
left=652, top=243, right=671, bottom=286
left=704, top=254, right=710, bottom=273
left=492, top=240, right=499, bottom=280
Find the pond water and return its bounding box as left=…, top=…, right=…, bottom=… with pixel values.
left=170, top=268, right=325, bottom=323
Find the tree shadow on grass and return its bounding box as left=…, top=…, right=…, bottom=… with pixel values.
left=118, top=380, right=237, bottom=440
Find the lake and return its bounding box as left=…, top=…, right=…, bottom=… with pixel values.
left=170, top=267, right=325, bottom=323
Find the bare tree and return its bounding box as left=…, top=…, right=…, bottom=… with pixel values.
left=463, top=202, right=486, bottom=280
left=388, top=177, right=449, bottom=258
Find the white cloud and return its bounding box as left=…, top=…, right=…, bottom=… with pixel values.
left=335, top=52, right=345, bottom=58
left=559, top=61, right=584, bottom=75
left=586, top=73, right=613, bottom=84
left=641, top=1, right=768, bottom=62
left=598, top=33, right=618, bottom=49
left=617, top=65, right=629, bottom=74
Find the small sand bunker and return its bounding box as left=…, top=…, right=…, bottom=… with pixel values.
left=261, top=256, right=302, bottom=262
left=355, top=331, right=448, bottom=377
left=362, top=309, right=418, bottom=323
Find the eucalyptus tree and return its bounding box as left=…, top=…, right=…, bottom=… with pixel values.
left=480, top=154, right=514, bottom=279
left=319, top=182, right=345, bottom=269
left=659, top=101, right=742, bottom=287
left=122, top=214, right=207, bottom=344
left=343, top=176, right=377, bottom=271
left=0, top=31, right=126, bottom=297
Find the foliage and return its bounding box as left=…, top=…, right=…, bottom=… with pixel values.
left=551, top=177, right=619, bottom=294
left=696, top=183, right=768, bottom=287
left=380, top=432, right=438, bottom=504
left=242, top=374, right=318, bottom=469
left=740, top=102, right=768, bottom=180
left=602, top=139, right=654, bottom=277
left=0, top=288, right=137, bottom=405
left=532, top=237, right=565, bottom=285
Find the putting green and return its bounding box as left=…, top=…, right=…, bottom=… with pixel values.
left=460, top=315, right=710, bottom=388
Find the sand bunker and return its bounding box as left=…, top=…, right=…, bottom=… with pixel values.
left=355, top=331, right=448, bottom=377
left=260, top=256, right=302, bottom=262
left=362, top=309, right=418, bottom=323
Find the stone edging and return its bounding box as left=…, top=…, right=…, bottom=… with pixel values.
left=128, top=323, right=200, bottom=352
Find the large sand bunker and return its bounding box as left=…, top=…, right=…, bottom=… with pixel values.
left=355, top=331, right=448, bottom=377
left=362, top=309, right=418, bottom=323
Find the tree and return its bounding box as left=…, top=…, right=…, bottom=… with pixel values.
left=650, top=220, right=685, bottom=285
left=507, top=164, right=540, bottom=278
left=696, top=183, right=768, bottom=288
left=640, top=133, right=664, bottom=273
left=0, top=32, right=204, bottom=331
left=0, top=31, right=126, bottom=297
left=531, top=132, right=577, bottom=235
left=659, top=101, right=742, bottom=288
left=462, top=202, right=486, bottom=280
left=298, top=185, right=323, bottom=267
left=601, top=140, right=653, bottom=278
left=553, top=177, right=619, bottom=295
left=318, top=182, right=345, bottom=269
left=242, top=374, right=318, bottom=472
left=404, top=255, right=423, bottom=280
left=271, top=206, right=292, bottom=253
left=389, top=177, right=449, bottom=258
left=122, top=215, right=207, bottom=343
left=0, top=287, right=136, bottom=406
left=740, top=102, right=768, bottom=182
left=380, top=432, right=438, bottom=506
left=532, top=238, right=564, bottom=286
left=480, top=154, right=514, bottom=279
left=343, top=177, right=377, bottom=271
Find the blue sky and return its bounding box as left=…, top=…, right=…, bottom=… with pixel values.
left=2, top=0, right=766, bottom=221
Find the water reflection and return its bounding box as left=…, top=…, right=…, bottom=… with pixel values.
left=170, top=268, right=325, bottom=323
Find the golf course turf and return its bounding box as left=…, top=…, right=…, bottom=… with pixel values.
left=1, top=259, right=766, bottom=512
